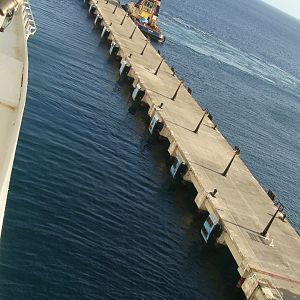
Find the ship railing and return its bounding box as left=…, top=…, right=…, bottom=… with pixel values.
left=22, top=0, right=36, bottom=39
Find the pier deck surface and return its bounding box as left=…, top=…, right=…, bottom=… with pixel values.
left=86, top=1, right=300, bottom=298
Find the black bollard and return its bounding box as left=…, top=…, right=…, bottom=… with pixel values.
left=171, top=66, right=175, bottom=76
left=210, top=189, right=218, bottom=197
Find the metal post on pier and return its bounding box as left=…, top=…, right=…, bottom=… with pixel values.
left=154, top=58, right=164, bottom=75
left=129, top=25, right=137, bottom=39
left=193, top=110, right=207, bottom=133
left=113, top=3, right=118, bottom=14
left=141, top=38, right=149, bottom=55
left=222, top=146, right=240, bottom=176
left=120, top=12, right=127, bottom=25
left=261, top=202, right=284, bottom=237
left=171, top=81, right=183, bottom=100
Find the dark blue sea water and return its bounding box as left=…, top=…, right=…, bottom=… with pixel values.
left=0, top=0, right=299, bottom=299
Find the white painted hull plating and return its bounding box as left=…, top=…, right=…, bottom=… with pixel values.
left=0, top=5, right=30, bottom=237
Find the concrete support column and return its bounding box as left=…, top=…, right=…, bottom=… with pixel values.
left=101, top=26, right=108, bottom=38
left=89, top=4, right=95, bottom=13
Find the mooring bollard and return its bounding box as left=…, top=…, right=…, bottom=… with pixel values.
left=209, top=189, right=218, bottom=197
left=88, top=4, right=94, bottom=13
left=171, top=66, right=176, bottom=76
left=171, top=81, right=183, bottom=100
left=222, top=146, right=240, bottom=176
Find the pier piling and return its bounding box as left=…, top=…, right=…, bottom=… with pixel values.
left=171, top=67, right=175, bottom=76
left=129, top=25, right=137, bottom=39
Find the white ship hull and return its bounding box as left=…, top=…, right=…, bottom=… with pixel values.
left=0, top=1, right=35, bottom=237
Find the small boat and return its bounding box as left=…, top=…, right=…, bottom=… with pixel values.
left=123, top=0, right=165, bottom=43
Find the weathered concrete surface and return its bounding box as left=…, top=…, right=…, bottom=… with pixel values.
left=85, top=0, right=300, bottom=298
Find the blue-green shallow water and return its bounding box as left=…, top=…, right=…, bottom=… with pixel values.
left=0, top=0, right=299, bottom=299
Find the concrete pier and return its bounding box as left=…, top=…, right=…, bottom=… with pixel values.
left=84, top=1, right=300, bottom=298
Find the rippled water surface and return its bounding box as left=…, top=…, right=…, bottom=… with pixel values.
left=0, top=0, right=299, bottom=299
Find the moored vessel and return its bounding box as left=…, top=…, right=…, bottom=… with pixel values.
left=123, top=0, right=165, bottom=43
left=0, top=0, right=36, bottom=237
